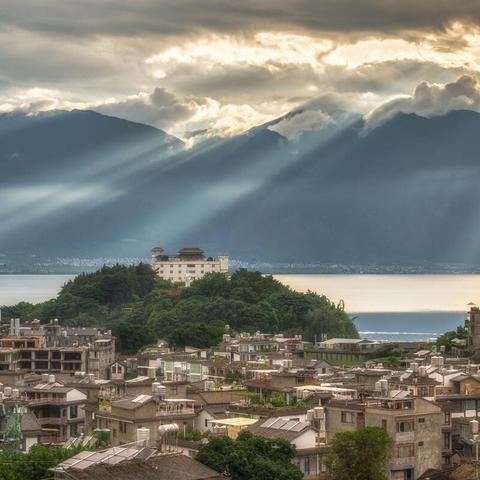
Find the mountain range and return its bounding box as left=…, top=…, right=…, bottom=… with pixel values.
left=1, top=107, right=480, bottom=268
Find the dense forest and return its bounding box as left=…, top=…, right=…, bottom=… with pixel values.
left=2, top=265, right=358, bottom=354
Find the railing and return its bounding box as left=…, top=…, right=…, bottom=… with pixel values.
left=37, top=416, right=67, bottom=425
left=395, top=432, right=415, bottom=443
left=391, top=457, right=415, bottom=469
left=26, top=398, right=68, bottom=405
left=156, top=406, right=195, bottom=416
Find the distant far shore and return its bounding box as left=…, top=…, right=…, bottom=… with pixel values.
left=3, top=256, right=480, bottom=275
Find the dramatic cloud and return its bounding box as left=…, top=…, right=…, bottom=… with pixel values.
left=96, top=87, right=273, bottom=138
left=365, top=75, right=480, bottom=129
left=2, top=1, right=480, bottom=137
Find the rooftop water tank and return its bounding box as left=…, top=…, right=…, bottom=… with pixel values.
left=136, top=427, right=150, bottom=444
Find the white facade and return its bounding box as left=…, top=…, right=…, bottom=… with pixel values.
left=151, top=247, right=228, bottom=284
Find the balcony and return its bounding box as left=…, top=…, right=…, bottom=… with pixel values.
left=26, top=397, right=68, bottom=406
left=37, top=416, right=67, bottom=426
left=391, top=457, right=415, bottom=469
left=395, top=432, right=415, bottom=443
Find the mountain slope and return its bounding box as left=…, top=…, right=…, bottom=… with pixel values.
left=2, top=108, right=480, bottom=267
left=190, top=110, right=480, bottom=264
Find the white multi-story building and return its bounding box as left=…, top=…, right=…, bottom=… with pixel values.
left=151, top=247, right=228, bottom=284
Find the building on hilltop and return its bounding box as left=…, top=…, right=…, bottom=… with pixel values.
left=151, top=247, right=228, bottom=284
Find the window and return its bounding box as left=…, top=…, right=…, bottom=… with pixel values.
left=444, top=412, right=451, bottom=425
left=397, top=444, right=415, bottom=458
left=465, top=399, right=476, bottom=410
left=443, top=432, right=450, bottom=449
left=70, top=405, right=78, bottom=419
left=382, top=419, right=387, bottom=430
left=397, top=420, right=415, bottom=432
left=418, top=441, right=424, bottom=447
left=70, top=423, right=78, bottom=437
left=341, top=411, right=355, bottom=423
left=303, top=456, right=310, bottom=475
left=418, top=418, right=425, bottom=424
left=119, top=421, right=128, bottom=434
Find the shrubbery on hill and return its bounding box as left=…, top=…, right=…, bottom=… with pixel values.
left=2, top=265, right=358, bottom=354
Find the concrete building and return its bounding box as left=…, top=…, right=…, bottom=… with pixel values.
left=466, top=306, right=480, bottom=357
left=23, top=376, right=87, bottom=442
left=325, top=395, right=443, bottom=480
left=151, top=247, right=228, bottom=284
left=248, top=415, right=327, bottom=479
left=0, top=319, right=115, bottom=379
left=84, top=388, right=197, bottom=446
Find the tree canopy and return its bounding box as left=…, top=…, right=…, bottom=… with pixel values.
left=436, top=325, right=467, bottom=354
left=325, top=427, right=394, bottom=480
left=0, top=444, right=85, bottom=480
left=196, top=430, right=303, bottom=480
left=2, top=265, right=358, bottom=354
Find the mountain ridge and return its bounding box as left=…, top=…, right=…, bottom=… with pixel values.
left=1, top=107, right=480, bottom=267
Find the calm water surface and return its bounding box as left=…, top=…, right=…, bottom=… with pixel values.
left=275, top=274, right=476, bottom=341
left=0, top=274, right=476, bottom=341
left=0, top=275, right=74, bottom=306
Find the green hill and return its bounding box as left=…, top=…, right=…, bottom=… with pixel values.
left=2, top=265, right=358, bottom=354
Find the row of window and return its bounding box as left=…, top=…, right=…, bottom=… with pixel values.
left=340, top=413, right=427, bottom=430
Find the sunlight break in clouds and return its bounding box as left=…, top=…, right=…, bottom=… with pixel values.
left=365, top=75, right=480, bottom=129
left=3, top=2, right=480, bottom=137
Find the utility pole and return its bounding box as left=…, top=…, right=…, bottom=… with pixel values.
left=471, top=419, right=479, bottom=480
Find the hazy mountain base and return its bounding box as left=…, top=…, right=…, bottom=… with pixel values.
left=3, top=109, right=480, bottom=266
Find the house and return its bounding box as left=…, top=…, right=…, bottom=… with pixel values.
left=248, top=416, right=326, bottom=479
left=246, top=369, right=316, bottom=404
left=85, top=393, right=197, bottom=446
left=325, top=395, right=443, bottom=480
left=23, top=376, right=87, bottom=442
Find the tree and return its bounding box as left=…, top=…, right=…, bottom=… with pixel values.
left=167, top=322, right=225, bottom=349
left=436, top=325, right=467, bottom=354
left=3, top=264, right=358, bottom=355
left=112, top=321, right=155, bottom=354
left=325, top=427, right=394, bottom=480
left=196, top=431, right=303, bottom=480
left=0, top=444, right=86, bottom=480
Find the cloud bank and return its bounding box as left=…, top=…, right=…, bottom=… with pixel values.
left=365, top=75, right=480, bottom=129
left=2, top=2, right=480, bottom=138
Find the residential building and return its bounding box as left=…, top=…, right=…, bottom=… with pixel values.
left=23, top=376, right=87, bottom=442
left=0, top=319, right=115, bottom=379
left=248, top=415, right=327, bottom=479
left=326, top=394, right=443, bottom=480
left=84, top=390, right=197, bottom=446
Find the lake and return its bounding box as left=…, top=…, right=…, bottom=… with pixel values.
left=0, top=273, right=474, bottom=341
left=0, top=275, right=74, bottom=307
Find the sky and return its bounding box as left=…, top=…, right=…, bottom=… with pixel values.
left=2, top=0, right=480, bottom=140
